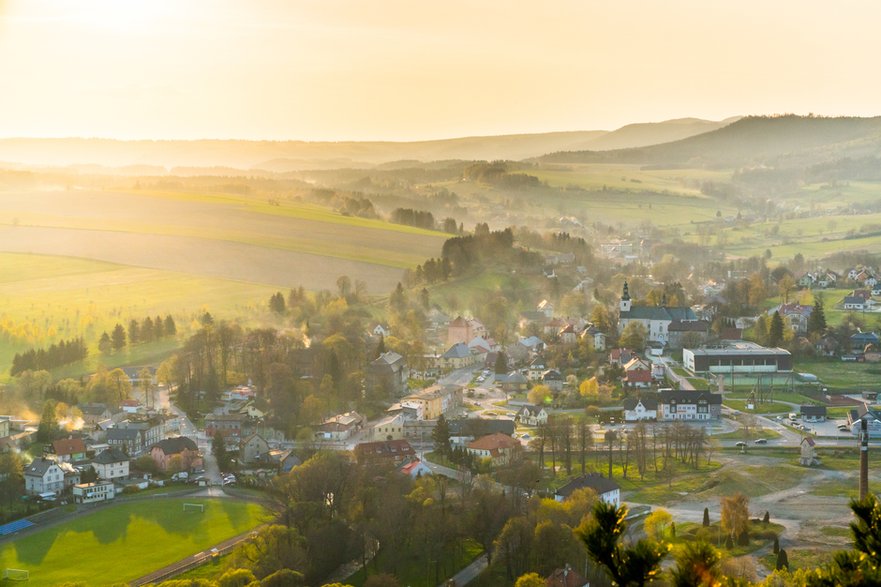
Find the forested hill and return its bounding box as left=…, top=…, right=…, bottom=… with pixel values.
left=0, top=118, right=727, bottom=171
left=537, top=115, right=881, bottom=168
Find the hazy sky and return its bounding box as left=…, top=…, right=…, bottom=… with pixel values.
left=1, top=0, right=879, bottom=141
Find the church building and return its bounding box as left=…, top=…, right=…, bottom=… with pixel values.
left=617, top=281, right=697, bottom=345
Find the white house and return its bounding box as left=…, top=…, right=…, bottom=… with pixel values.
left=90, top=447, right=130, bottom=481
left=555, top=473, right=620, bottom=507
left=515, top=404, right=549, bottom=426
left=24, top=458, right=65, bottom=495
left=618, top=281, right=697, bottom=345
left=623, top=397, right=658, bottom=422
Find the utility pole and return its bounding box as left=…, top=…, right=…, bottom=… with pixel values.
left=860, top=417, right=869, bottom=501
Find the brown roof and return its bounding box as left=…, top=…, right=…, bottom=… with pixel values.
left=467, top=432, right=519, bottom=451
left=354, top=439, right=415, bottom=461
left=546, top=566, right=588, bottom=587
left=52, top=437, right=86, bottom=456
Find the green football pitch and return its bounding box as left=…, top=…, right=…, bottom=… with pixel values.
left=0, top=497, right=270, bottom=586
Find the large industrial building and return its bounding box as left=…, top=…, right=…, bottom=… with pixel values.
left=683, top=341, right=792, bottom=376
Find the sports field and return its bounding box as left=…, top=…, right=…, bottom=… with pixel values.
left=0, top=497, right=270, bottom=586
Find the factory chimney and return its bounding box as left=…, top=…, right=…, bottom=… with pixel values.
left=860, top=417, right=869, bottom=501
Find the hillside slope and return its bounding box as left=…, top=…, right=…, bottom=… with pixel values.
left=538, top=115, right=881, bottom=167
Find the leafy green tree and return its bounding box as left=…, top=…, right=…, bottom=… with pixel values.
left=721, top=493, right=749, bottom=544
left=644, top=508, right=673, bottom=541
left=769, top=311, right=784, bottom=347
left=37, top=399, right=58, bottom=442
left=578, top=500, right=668, bottom=586
left=261, top=569, right=304, bottom=586
left=514, top=572, right=545, bottom=587
left=620, top=321, right=648, bottom=350
left=669, top=541, right=721, bottom=587
left=111, top=323, right=126, bottom=351
left=217, top=568, right=257, bottom=587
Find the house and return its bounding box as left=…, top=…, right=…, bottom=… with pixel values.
left=800, top=405, right=827, bottom=423
left=622, top=358, right=652, bottom=388
left=107, top=416, right=167, bottom=455
left=609, top=348, right=636, bottom=367
left=799, top=436, right=818, bottom=466
left=448, top=418, right=515, bottom=446
left=24, top=457, right=65, bottom=495
left=518, top=336, right=546, bottom=355
left=528, top=358, right=547, bottom=382
left=371, top=324, right=391, bottom=338
left=848, top=406, right=881, bottom=437
left=90, top=447, right=130, bottom=481
left=106, top=428, right=142, bottom=455
left=80, top=403, right=114, bottom=427
left=666, top=320, right=711, bottom=350
left=582, top=325, right=606, bottom=351
left=546, top=565, right=589, bottom=587
left=468, top=336, right=496, bottom=355
left=618, top=282, right=698, bottom=345
left=658, top=390, right=722, bottom=421
left=466, top=433, right=520, bottom=464
left=121, top=398, right=142, bottom=414
left=47, top=437, right=87, bottom=463
left=354, top=439, right=416, bottom=466
left=496, top=371, right=528, bottom=393
left=542, top=369, right=565, bottom=392
left=399, top=459, right=432, bottom=479
left=367, top=351, right=409, bottom=398
left=797, top=273, right=815, bottom=288
left=404, top=385, right=462, bottom=420
left=558, top=324, right=577, bottom=345
left=515, top=405, right=549, bottom=426
left=554, top=473, right=620, bottom=506
left=150, top=437, right=202, bottom=473
left=240, top=433, right=270, bottom=464
left=371, top=413, right=405, bottom=441
left=446, top=316, right=486, bottom=346
left=850, top=331, right=881, bottom=353
left=72, top=480, right=116, bottom=504
left=537, top=300, right=554, bottom=318
left=316, top=411, right=365, bottom=440
left=623, top=396, right=658, bottom=421
left=843, top=296, right=867, bottom=311
left=204, top=414, right=245, bottom=439
left=772, top=304, right=814, bottom=335
left=440, top=343, right=476, bottom=371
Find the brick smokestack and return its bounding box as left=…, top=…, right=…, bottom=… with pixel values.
left=860, top=417, right=869, bottom=501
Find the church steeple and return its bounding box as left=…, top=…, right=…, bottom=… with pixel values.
left=620, top=281, right=632, bottom=313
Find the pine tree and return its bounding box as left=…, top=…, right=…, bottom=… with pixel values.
left=128, top=319, right=140, bottom=345
left=763, top=510, right=770, bottom=524
left=773, top=536, right=779, bottom=554
left=111, top=323, right=126, bottom=351
left=141, top=316, right=154, bottom=342
left=808, top=296, right=827, bottom=337
left=375, top=334, right=386, bottom=358
left=703, top=507, right=710, bottom=527
left=769, top=311, right=784, bottom=346
left=98, top=332, right=112, bottom=354
left=494, top=351, right=508, bottom=375
left=432, top=414, right=451, bottom=456
left=165, top=315, right=177, bottom=335
left=269, top=292, right=286, bottom=314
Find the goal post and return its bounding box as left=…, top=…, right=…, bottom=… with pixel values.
left=182, top=503, right=205, bottom=513
left=3, top=568, right=29, bottom=581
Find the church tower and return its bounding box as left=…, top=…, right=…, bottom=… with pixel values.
left=620, top=281, right=632, bottom=313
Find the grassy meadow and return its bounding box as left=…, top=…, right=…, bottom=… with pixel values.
left=0, top=498, right=270, bottom=586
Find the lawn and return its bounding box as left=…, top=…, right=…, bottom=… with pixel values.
left=723, top=399, right=792, bottom=414
left=0, top=498, right=270, bottom=586
left=794, top=358, right=881, bottom=390
left=345, top=538, right=483, bottom=587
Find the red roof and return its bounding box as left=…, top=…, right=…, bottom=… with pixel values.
left=467, top=432, right=519, bottom=451
left=52, top=437, right=86, bottom=456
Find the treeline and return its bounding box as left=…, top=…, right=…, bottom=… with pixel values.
left=463, top=161, right=543, bottom=189
left=390, top=207, right=435, bottom=229
left=10, top=337, right=88, bottom=376
left=98, top=315, right=177, bottom=354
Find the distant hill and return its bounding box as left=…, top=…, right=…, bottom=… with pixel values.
left=537, top=115, right=881, bottom=168
left=0, top=118, right=731, bottom=171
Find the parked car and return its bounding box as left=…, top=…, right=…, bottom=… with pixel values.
left=754, top=438, right=768, bottom=444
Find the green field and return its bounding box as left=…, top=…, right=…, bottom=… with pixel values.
left=0, top=252, right=285, bottom=378
left=794, top=359, right=881, bottom=390
left=0, top=498, right=270, bottom=586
